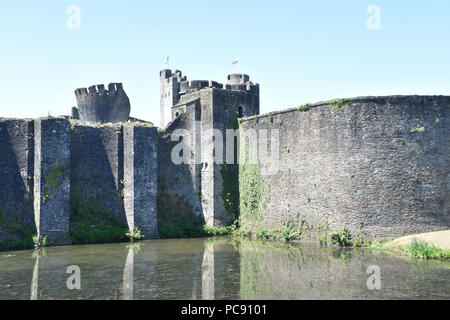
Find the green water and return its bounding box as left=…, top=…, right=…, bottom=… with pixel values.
left=0, top=237, right=448, bottom=300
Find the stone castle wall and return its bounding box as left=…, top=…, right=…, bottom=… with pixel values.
left=1, top=92, right=449, bottom=249
left=0, top=117, right=158, bottom=249
left=238, top=96, right=449, bottom=240
left=70, top=123, right=125, bottom=222
left=0, top=119, right=35, bottom=247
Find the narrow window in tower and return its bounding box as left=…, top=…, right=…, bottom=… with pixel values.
left=237, top=106, right=243, bottom=118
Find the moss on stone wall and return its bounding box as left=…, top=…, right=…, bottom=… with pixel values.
left=157, top=193, right=205, bottom=238
left=330, top=98, right=351, bottom=114
left=0, top=205, right=35, bottom=251
left=221, top=164, right=239, bottom=221
left=158, top=193, right=235, bottom=238
left=42, top=157, right=69, bottom=204
left=69, top=187, right=128, bottom=244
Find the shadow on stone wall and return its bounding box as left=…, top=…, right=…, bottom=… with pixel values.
left=69, top=124, right=128, bottom=244
left=0, top=120, right=35, bottom=249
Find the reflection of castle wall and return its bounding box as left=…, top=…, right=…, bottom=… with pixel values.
left=201, top=242, right=214, bottom=300
left=201, top=240, right=241, bottom=300
left=122, top=248, right=134, bottom=300
left=1, top=238, right=448, bottom=300
left=34, top=246, right=127, bottom=299
left=238, top=240, right=448, bottom=299
left=30, top=253, right=39, bottom=300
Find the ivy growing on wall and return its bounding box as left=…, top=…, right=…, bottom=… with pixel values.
left=238, top=137, right=265, bottom=226
left=42, top=157, right=69, bottom=204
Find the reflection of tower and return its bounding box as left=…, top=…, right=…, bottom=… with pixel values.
left=201, top=242, right=214, bottom=300
left=30, top=252, right=40, bottom=300
left=122, top=247, right=134, bottom=300
left=201, top=240, right=241, bottom=299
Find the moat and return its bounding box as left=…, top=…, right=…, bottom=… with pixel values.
left=0, top=238, right=448, bottom=300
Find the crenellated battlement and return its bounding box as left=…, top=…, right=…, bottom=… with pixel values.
left=225, top=74, right=259, bottom=94
left=179, top=80, right=224, bottom=93
left=75, top=83, right=124, bottom=97
left=160, top=69, right=260, bottom=127
left=160, top=69, right=187, bottom=84
left=75, top=83, right=130, bottom=124
left=227, top=73, right=249, bottom=84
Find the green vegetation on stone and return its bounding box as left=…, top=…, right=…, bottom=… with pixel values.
left=410, top=125, right=425, bottom=133
left=32, top=235, right=49, bottom=249
left=330, top=98, right=351, bottom=114
left=220, top=164, right=238, bottom=221
left=158, top=193, right=205, bottom=238
left=158, top=193, right=240, bottom=238
left=0, top=205, right=35, bottom=251
left=126, top=227, right=144, bottom=243
left=298, top=103, right=312, bottom=112
left=330, top=228, right=352, bottom=247
left=42, top=157, right=69, bottom=204
left=203, top=224, right=236, bottom=236
left=70, top=187, right=128, bottom=244
left=238, top=144, right=267, bottom=227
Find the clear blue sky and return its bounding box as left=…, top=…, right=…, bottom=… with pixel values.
left=0, top=0, right=449, bottom=125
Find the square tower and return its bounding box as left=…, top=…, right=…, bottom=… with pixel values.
left=159, top=69, right=186, bottom=127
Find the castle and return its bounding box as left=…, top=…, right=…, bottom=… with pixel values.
left=0, top=69, right=448, bottom=249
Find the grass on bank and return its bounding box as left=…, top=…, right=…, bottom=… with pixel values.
left=404, top=239, right=450, bottom=260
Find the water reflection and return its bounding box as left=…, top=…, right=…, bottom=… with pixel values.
left=0, top=238, right=448, bottom=300
left=30, top=250, right=40, bottom=300
left=122, top=246, right=135, bottom=300
left=201, top=241, right=214, bottom=300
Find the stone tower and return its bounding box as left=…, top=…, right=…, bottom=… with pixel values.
left=159, top=70, right=186, bottom=128
left=160, top=70, right=259, bottom=127
left=74, top=83, right=131, bottom=124
left=158, top=69, right=260, bottom=227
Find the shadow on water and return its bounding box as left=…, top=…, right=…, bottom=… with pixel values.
left=0, top=237, right=449, bottom=300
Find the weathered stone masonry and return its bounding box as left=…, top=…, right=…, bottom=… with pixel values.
left=0, top=119, right=35, bottom=246
left=238, top=96, right=449, bottom=240
left=0, top=70, right=449, bottom=249
left=34, top=118, right=71, bottom=244
left=158, top=70, right=260, bottom=227
left=0, top=117, right=158, bottom=247
left=124, top=123, right=158, bottom=238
